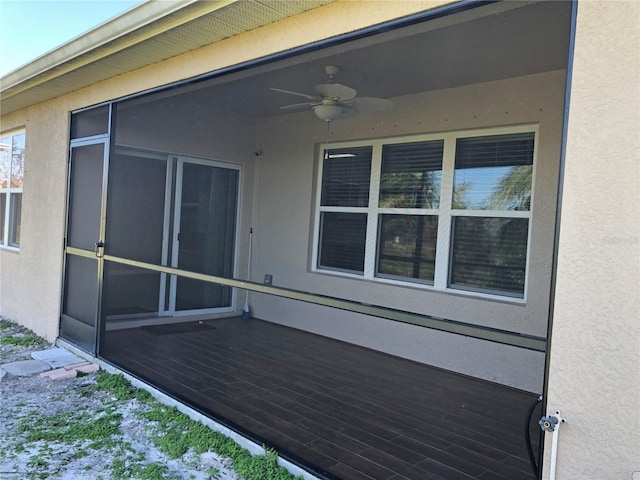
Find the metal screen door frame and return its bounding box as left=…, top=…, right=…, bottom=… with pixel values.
left=60, top=136, right=110, bottom=354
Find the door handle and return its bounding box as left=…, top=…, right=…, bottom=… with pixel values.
left=94, top=241, right=105, bottom=258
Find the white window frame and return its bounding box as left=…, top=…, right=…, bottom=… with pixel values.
left=0, top=129, right=25, bottom=251
left=312, top=124, right=538, bottom=302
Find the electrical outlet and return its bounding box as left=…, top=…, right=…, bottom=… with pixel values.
left=264, top=274, right=273, bottom=286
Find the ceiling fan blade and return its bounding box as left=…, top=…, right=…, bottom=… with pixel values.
left=271, top=87, right=319, bottom=101
left=315, top=83, right=357, bottom=100
left=338, top=104, right=359, bottom=119
left=280, top=102, right=314, bottom=111
left=351, top=97, right=394, bottom=112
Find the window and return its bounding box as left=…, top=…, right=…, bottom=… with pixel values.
left=314, top=127, right=536, bottom=299
left=450, top=132, right=534, bottom=296
left=317, top=147, right=371, bottom=274
left=0, top=131, right=25, bottom=249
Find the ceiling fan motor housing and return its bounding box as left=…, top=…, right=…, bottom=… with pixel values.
left=324, top=65, right=340, bottom=80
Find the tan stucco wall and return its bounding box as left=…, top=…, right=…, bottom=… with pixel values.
left=543, top=1, right=640, bottom=479
left=0, top=0, right=451, bottom=341
left=251, top=70, right=567, bottom=392
left=0, top=106, right=69, bottom=341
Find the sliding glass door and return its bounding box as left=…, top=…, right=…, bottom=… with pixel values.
left=165, top=157, right=239, bottom=315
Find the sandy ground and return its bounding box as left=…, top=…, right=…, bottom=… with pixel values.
left=0, top=319, right=240, bottom=480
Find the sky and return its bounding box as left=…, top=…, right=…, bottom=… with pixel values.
left=0, top=0, right=142, bottom=77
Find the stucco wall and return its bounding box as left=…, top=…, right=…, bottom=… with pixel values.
left=0, top=105, right=69, bottom=341
left=250, top=70, right=567, bottom=392
left=542, top=1, right=640, bottom=479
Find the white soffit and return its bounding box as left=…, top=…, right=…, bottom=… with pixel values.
left=0, top=0, right=333, bottom=115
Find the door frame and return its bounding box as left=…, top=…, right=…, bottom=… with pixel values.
left=60, top=134, right=110, bottom=354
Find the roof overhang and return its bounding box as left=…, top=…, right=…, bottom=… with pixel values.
left=0, top=0, right=333, bottom=116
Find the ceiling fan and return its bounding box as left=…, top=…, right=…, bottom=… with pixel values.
left=271, top=65, right=393, bottom=122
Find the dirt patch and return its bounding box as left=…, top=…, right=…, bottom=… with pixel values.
left=0, top=318, right=296, bottom=480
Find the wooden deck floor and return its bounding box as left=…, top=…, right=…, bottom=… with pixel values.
left=101, top=317, right=541, bottom=480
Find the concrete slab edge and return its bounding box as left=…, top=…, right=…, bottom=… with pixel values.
left=55, top=338, right=320, bottom=480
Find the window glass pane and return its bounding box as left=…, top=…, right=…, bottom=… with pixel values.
left=9, top=193, right=22, bottom=247
left=380, top=140, right=443, bottom=209
left=453, top=132, right=534, bottom=211
left=321, top=147, right=372, bottom=207
left=0, top=136, right=9, bottom=188
left=318, top=212, right=367, bottom=273
left=0, top=193, right=5, bottom=243
left=377, top=214, right=437, bottom=283
left=70, top=105, right=109, bottom=139
left=449, top=216, right=529, bottom=297
left=11, top=133, right=25, bottom=188
left=178, top=163, right=238, bottom=277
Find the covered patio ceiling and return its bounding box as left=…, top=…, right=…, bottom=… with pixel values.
left=120, top=1, right=571, bottom=120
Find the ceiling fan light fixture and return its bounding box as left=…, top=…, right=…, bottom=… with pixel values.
left=273, top=65, right=391, bottom=122
left=313, top=104, right=346, bottom=122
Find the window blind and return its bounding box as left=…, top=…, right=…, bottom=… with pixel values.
left=377, top=214, right=437, bottom=283
left=381, top=140, right=444, bottom=173
left=380, top=140, right=443, bottom=209
left=449, top=216, right=529, bottom=296
left=321, top=147, right=372, bottom=207
left=455, top=132, right=534, bottom=169
left=318, top=212, right=367, bottom=273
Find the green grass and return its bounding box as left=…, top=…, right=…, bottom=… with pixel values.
left=14, top=402, right=127, bottom=478
left=111, top=458, right=169, bottom=480
left=93, top=371, right=153, bottom=404
left=93, top=371, right=303, bottom=478
left=0, top=319, right=48, bottom=348
left=0, top=334, right=43, bottom=347
left=141, top=402, right=301, bottom=480
left=9, top=366, right=301, bottom=479
left=18, top=409, right=123, bottom=451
